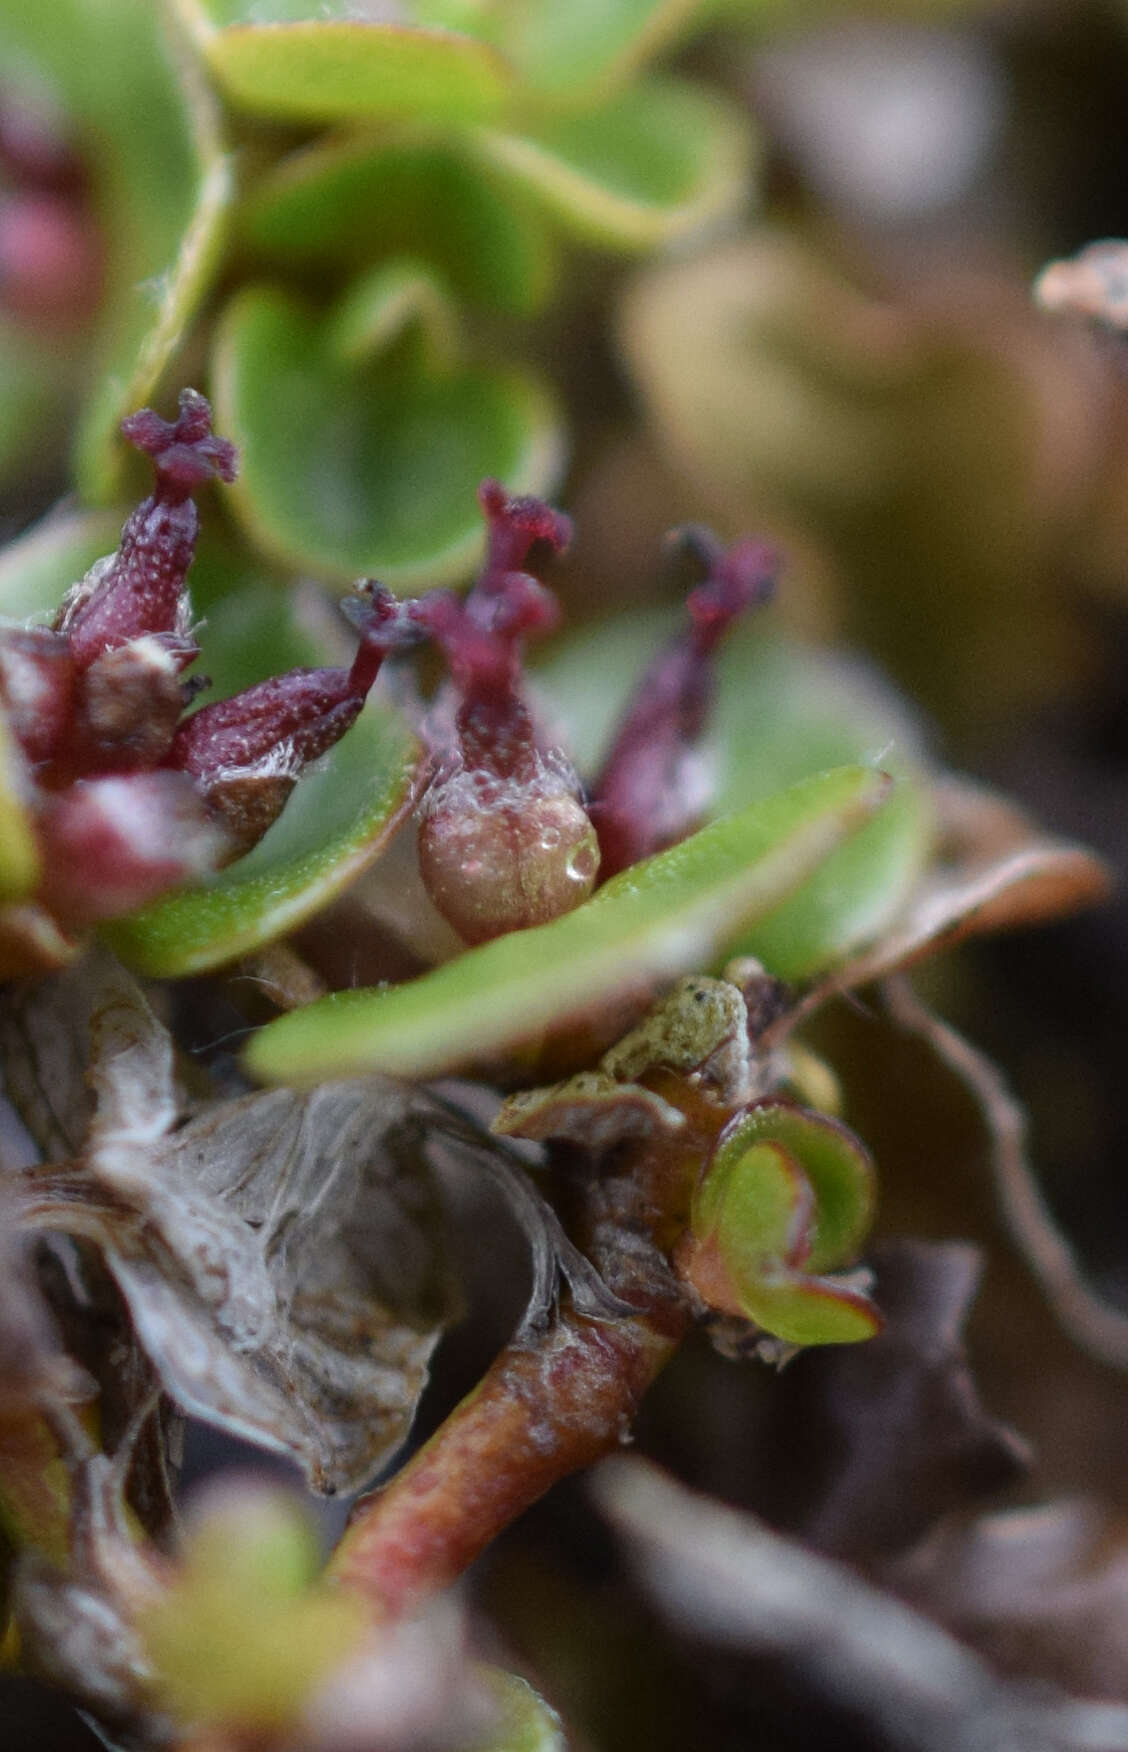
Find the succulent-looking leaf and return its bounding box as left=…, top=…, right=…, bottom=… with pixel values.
left=329, top=257, right=460, bottom=371
left=3, top=952, right=453, bottom=1494
left=213, top=281, right=562, bottom=586
left=244, top=765, right=892, bottom=1085
left=176, top=1, right=512, bottom=124
left=472, top=75, right=753, bottom=250
left=0, top=0, right=233, bottom=501
left=539, top=616, right=933, bottom=980
left=241, top=134, right=557, bottom=315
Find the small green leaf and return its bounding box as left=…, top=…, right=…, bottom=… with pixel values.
left=244, top=765, right=890, bottom=1085
left=177, top=1, right=512, bottom=124
left=0, top=0, right=234, bottom=501
left=105, top=570, right=421, bottom=977
left=712, top=1102, right=875, bottom=1270
left=213, top=281, right=562, bottom=586
left=470, top=1668, right=566, bottom=1752
left=471, top=75, right=753, bottom=250
left=241, top=134, right=557, bottom=315
left=694, top=1137, right=810, bottom=1264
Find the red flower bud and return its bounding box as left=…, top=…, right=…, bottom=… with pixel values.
left=56, top=389, right=236, bottom=671
left=413, top=485, right=600, bottom=944
left=591, top=530, right=778, bottom=878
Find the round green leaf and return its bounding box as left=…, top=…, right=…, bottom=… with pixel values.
left=694, top=1136, right=810, bottom=1264
left=105, top=569, right=421, bottom=977
left=0, top=0, right=233, bottom=502
left=241, top=134, right=557, bottom=316
left=471, top=75, right=753, bottom=250
left=244, top=765, right=891, bottom=1085
left=177, top=1, right=512, bottom=124
left=213, top=281, right=562, bottom=586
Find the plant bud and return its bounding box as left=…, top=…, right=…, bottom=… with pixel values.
left=0, top=627, right=76, bottom=768
left=592, top=529, right=778, bottom=877
left=418, top=752, right=601, bottom=946
left=413, top=482, right=600, bottom=943
left=72, top=635, right=190, bottom=774
left=37, top=772, right=225, bottom=928
left=56, top=388, right=236, bottom=671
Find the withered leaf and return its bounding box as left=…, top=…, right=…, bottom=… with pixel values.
left=594, top=1458, right=1128, bottom=1752
left=2, top=951, right=455, bottom=1495
left=888, top=1498, right=1128, bottom=1705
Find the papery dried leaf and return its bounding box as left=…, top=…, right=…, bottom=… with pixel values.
left=594, top=1458, right=1128, bottom=1752
left=3, top=952, right=454, bottom=1494
left=888, top=1499, right=1128, bottom=1704
left=796, top=776, right=1110, bottom=1016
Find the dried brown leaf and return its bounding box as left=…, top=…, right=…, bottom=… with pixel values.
left=3, top=952, right=454, bottom=1494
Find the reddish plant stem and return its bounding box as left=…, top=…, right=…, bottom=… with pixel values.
left=329, top=1297, right=688, bottom=1621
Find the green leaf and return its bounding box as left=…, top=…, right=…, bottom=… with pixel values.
left=177, top=0, right=512, bottom=124
left=731, top=1269, right=882, bottom=1347
left=213, top=280, right=562, bottom=586
left=105, top=566, right=421, bottom=977
left=472, top=75, right=752, bottom=249
left=241, top=134, right=557, bottom=316
left=500, top=0, right=707, bottom=100
left=538, top=617, right=933, bottom=981
left=710, top=1102, right=875, bottom=1271
left=244, top=765, right=890, bottom=1085
left=329, top=259, right=460, bottom=372
left=469, top=1668, right=566, bottom=1752
left=0, top=0, right=233, bottom=502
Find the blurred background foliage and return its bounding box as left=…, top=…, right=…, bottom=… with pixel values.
left=5, top=0, right=1128, bottom=1746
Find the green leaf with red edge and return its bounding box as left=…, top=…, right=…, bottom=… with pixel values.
left=470, top=75, right=754, bottom=250
left=175, top=0, right=512, bottom=125
left=682, top=1109, right=880, bottom=1346
left=537, top=615, right=933, bottom=982
left=104, top=554, right=422, bottom=977
left=0, top=0, right=233, bottom=502
left=241, top=133, right=557, bottom=316
left=709, top=1101, right=875, bottom=1271
left=212, top=278, right=562, bottom=587
left=244, top=765, right=892, bottom=1086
